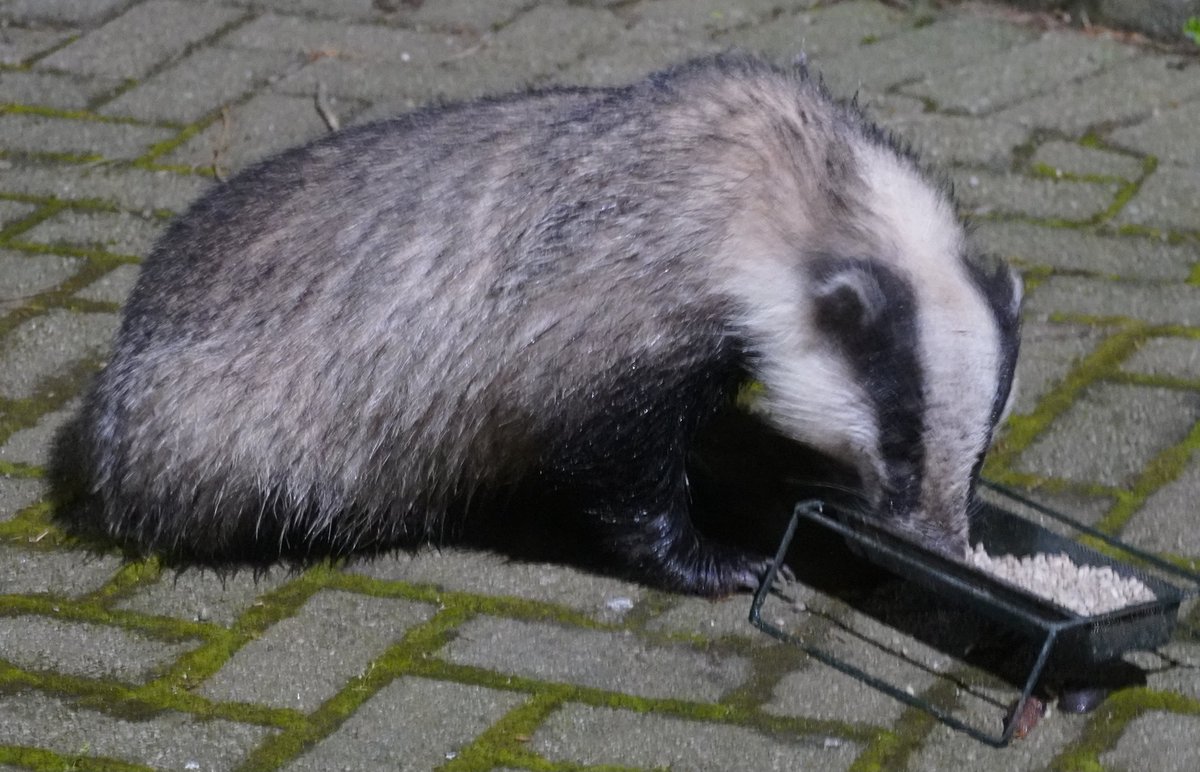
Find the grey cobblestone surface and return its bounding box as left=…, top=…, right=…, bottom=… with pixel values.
left=199, top=591, right=438, bottom=712
left=1, top=1, right=1199, bottom=770
left=0, top=615, right=198, bottom=683
left=283, top=677, right=526, bottom=772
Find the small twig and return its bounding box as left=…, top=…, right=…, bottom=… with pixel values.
left=315, top=81, right=340, bottom=133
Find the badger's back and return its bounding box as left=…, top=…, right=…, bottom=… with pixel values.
left=74, top=59, right=821, bottom=559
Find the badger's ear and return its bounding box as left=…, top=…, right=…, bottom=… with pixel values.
left=810, top=258, right=888, bottom=331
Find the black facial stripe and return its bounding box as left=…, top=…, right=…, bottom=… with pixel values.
left=964, top=258, right=1021, bottom=435
left=809, top=256, right=925, bottom=519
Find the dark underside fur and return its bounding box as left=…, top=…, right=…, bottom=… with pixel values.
left=52, top=334, right=766, bottom=594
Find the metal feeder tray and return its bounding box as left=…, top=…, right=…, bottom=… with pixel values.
left=749, top=481, right=1200, bottom=747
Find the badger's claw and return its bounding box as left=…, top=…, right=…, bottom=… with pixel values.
left=627, top=536, right=788, bottom=598
left=699, top=550, right=795, bottom=597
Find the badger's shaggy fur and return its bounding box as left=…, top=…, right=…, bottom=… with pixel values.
left=55, top=54, right=1020, bottom=595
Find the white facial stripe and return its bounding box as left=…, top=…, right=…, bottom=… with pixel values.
left=855, top=146, right=961, bottom=280
left=856, top=145, right=1002, bottom=535
left=716, top=231, right=886, bottom=491
left=756, top=353, right=881, bottom=479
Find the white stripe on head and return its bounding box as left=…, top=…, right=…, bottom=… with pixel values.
left=856, top=143, right=1005, bottom=548
left=716, top=228, right=887, bottom=493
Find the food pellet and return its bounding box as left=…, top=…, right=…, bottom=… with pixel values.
left=965, top=545, right=1156, bottom=616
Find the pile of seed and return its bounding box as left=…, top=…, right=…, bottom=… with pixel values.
left=965, top=545, right=1156, bottom=617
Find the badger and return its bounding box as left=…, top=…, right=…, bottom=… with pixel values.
left=54, top=53, right=1020, bottom=596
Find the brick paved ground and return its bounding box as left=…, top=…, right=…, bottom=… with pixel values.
left=1, top=1, right=1198, bottom=770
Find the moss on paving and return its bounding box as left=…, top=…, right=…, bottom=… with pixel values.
left=1051, top=687, right=1200, bottom=770
left=0, top=536, right=870, bottom=770
left=987, top=324, right=1145, bottom=472
left=0, top=744, right=153, bottom=772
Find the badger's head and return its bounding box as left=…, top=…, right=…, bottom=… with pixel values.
left=739, top=137, right=1021, bottom=558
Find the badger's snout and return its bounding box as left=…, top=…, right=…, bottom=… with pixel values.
left=892, top=513, right=969, bottom=558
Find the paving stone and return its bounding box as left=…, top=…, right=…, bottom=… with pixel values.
left=903, top=31, right=1135, bottom=116
left=554, top=37, right=722, bottom=88
left=116, top=566, right=295, bottom=627
left=765, top=602, right=956, bottom=726
left=0, top=199, right=36, bottom=227
left=0, top=476, right=42, bottom=522
left=0, top=113, right=171, bottom=161
left=0, top=251, right=82, bottom=299
left=285, top=677, right=525, bottom=772
left=21, top=208, right=164, bottom=257
left=630, top=0, right=821, bottom=35
left=165, top=91, right=354, bottom=173
left=952, top=169, right=1119, bottom=221
left=1110, top=99, right=1200, bottom=169
left=0, top=70, right=120, bottom=109
left=0, top=311, right=116, bottom=400
left=279, top=7, right=619, bottom=102
left=767, top=657, right=919, bottom=728
left=817, top=15, right=1032, bottom=96
left=101, top=46, right=299, bottom=124
left=37, top=1, right=245, bottom=80
left=880, top=112, right=1026, bottom=170
left=75, top=263, right=142, bottom=305
left=1030, top=141, right=1145, bottom=181
left=223, top=13, right=472, bottom=64
left=1015, top=384, right=1200, bottom=487
left=1101, top=712, right=1200, bottom=771
left=231, top=0, right=398, bottom=21
left=0, top=26, right=75, bottom=65
left=0, top=690, right=273, bottom=771
left=1141, top=642, right=1200, bottom=702
left=856, top=91, right=928, bottom=121
left=1123, top=336, right=1200, bottom=381
left=199, top=590, right=436, bottom=711
left=985, top=488, right=1114, bottom=527
left=277, top=51, right=532, bottom=110
left=0, top=616, right=198, bottom=683
left=995, top=56, right=1200, bottom=137
left=349, top=548, right=645, bottom=624
left=646, top=590, right=815, bottom=641
left=0, top=544, right=120, bottom=595
left=910, top=692, right=1088, bottom=771
left=407, top=0, right=529, bottom=31
left=715, top=0, right=912, bottom=62
left=0, top=402, right=80, bottom=468
left=276, top=18, right=566, bottom=106
left=482, top=5, right=627, bottom=75
left=533, top=703, right=858, bottom=771
left=1115, top=165, right=1200, bottom=233
left=1024, top=276, right=1200, bottom=327
left=973, top=221, right=1197, bottom=281
left=1007, top=321, right=1106, bottom=417
left=0, top=160, right=211, bottom=214
left=1124, top=457, right=1200, bottom=555
left=3, top=0, right=128, bottom=25
left=441, top=616, right=750, bottom=702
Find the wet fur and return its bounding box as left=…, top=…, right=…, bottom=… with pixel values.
left=53, top=54, right=1019, bottom=595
